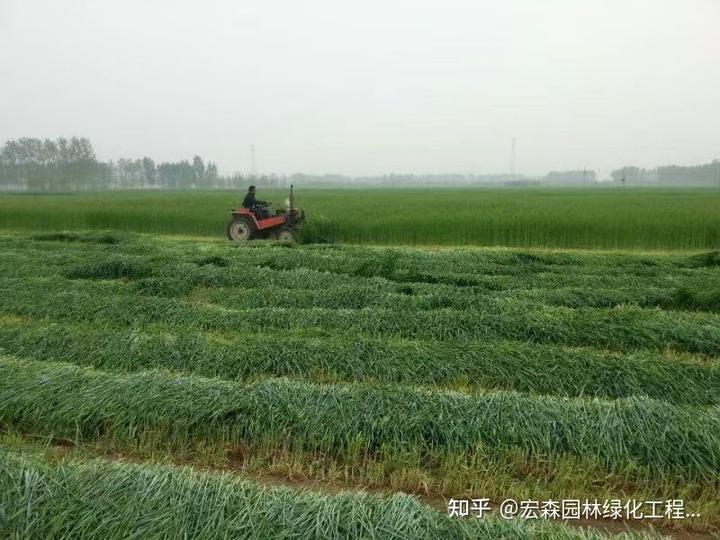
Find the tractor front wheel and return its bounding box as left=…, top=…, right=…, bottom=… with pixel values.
left=227, top=218, right=255, bottom=242
left=277, top=227, right=296, bottom=242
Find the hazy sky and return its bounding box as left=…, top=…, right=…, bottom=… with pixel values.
left=2, top=0, right=719, bottom=177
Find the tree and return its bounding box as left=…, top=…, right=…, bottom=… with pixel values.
left=192, top=155, right=205, bottom=187
left=142, top=157, right=156, bottom=187
left=205, top=162, right=218, bottom=187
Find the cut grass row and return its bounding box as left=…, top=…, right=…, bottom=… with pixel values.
left=2, top=357, right=719, bottom=481
left=4, top=256, right=718, bottom=312
left=0, top=448, right=651, bottom=539
left=1, top=317, right=719, bottom=405
left=4, top=231, right=720, bottom=280
left=193, top=284, right=720, bottom=313
left=11, top=233, right=720, bottom=273
left=2, top=233, right=718, bottom=313
left=2, top=234, right=719, bottom=318
left=2, top=278, right=719, bottom=354
left=3, top=428, right=717, bottom=535
left=8, top=428, right=718, bottom=536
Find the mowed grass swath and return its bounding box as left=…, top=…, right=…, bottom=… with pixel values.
left=1, top=235, right=719, bottom=405
left=0, top=449, right=653, bottom=540
left=1, top=236, right=719, bottom=356
left=1, top=232, right=720, bottom=536
left=3, top=318, right=720, bottom=405
left=3, top=357, right=720, bottom=481
left=4, top=277, right=719, bottom=353
left=1, top=187, right=719, bottom=249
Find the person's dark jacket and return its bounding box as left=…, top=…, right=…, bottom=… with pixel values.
left=241, top=192, right=265, bottom=208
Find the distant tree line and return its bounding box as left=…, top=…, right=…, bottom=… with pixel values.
left=112, top=156, right=221, bottom=189
left=290, top=173, right=543, bottom=186
left=1, top=136, right=718, bottom=191
left=544, top=170, right=597, bottom=185
left=0, top=137, right=233, bottom=191
left=610, top=162, right=720, bottom=186
left=0, top=137, right=296, bottom=192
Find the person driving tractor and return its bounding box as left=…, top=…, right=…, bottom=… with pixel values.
left=241, top=185, right=270, bottom=218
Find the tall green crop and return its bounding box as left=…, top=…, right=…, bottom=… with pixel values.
left=1, top=188, right=719, bottom=249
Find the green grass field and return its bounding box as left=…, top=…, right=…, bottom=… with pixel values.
left=0, top=187, right=718, bottom=249
left=0, top=229, right=719, bottom=538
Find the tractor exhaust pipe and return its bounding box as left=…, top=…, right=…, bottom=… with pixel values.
left=289, top=184, right=295, bottom=224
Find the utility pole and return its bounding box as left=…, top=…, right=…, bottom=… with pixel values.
left=582, top=166, right=587, bottom=186
left=250, top=144, right=257, bottom=177
left=621, top=166, right=626, bottom=187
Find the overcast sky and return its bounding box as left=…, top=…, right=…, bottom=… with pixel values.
left=2, top=0, right=719, bottom=177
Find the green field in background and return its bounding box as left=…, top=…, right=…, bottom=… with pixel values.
left=0, top=187, right=718, bottom=249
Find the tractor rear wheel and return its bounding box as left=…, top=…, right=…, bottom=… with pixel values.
left=277, top=227, right=296, bottom=242
left=227, top=218, right=255, bottom=242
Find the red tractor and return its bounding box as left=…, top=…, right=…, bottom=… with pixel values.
left=227, top=185, right=305, bottom=242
